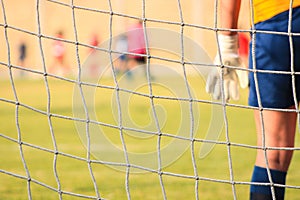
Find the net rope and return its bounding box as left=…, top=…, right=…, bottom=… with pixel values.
left=0, top=0, right=300, bottom=199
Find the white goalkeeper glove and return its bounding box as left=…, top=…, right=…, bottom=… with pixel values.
left=206, top=34, right=248, bottom=101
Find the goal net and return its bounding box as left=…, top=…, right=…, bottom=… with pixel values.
left=0, top=0, right=300, bottom=199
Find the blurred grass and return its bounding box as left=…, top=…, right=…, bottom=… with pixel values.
left=0, top=76, right=300, bottom=200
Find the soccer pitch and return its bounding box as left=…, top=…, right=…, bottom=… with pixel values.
left=1, top=77, right=300, bottom=199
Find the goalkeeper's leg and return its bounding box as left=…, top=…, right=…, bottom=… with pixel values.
left=247, top=6, right=300, bottom=199
left=250, top=108, right=297, bottom=200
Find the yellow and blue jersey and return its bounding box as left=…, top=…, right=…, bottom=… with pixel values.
left=253, top=0, right=300, bottom=23
left=248, top=3, right=300, bottom=108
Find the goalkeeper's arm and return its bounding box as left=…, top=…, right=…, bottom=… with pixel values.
left=220, top=0, right=241, bottom=35
left=206, top=0, right=248, bottom=101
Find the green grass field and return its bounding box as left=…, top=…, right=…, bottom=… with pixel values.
left=1, top=75, right=300, bottom=200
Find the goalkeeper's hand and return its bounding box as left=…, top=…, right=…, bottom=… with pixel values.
left=206, top=34, right=248, bottom=101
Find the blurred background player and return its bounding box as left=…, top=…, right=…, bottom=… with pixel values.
left=51, top=30, right=69, bottom=75
left=206, top=0, right=300, bottom=199
left=126, top=20, right=147, bottom=76
left=114, top=34, right=128, bottom=75
left=238, top=32, right=250, bottom=67
left=88, top=33, right=100, bottom=54
left=86, top=33, right=100, bottom=77
left=17, top=40, right=27, bottom=77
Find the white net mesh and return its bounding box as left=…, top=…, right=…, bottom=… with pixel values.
left=1, top=0, right=300, bottom=199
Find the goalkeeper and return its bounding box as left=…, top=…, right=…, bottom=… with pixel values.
left=206, top=0, right=300, bottom=199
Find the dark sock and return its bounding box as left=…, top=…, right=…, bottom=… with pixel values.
left=250, top=166, right=287, bottom=200
left=250, top=192, right=273, bottom=200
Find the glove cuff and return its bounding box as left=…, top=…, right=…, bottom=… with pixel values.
left=217, top=34, right=238, bottom=55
